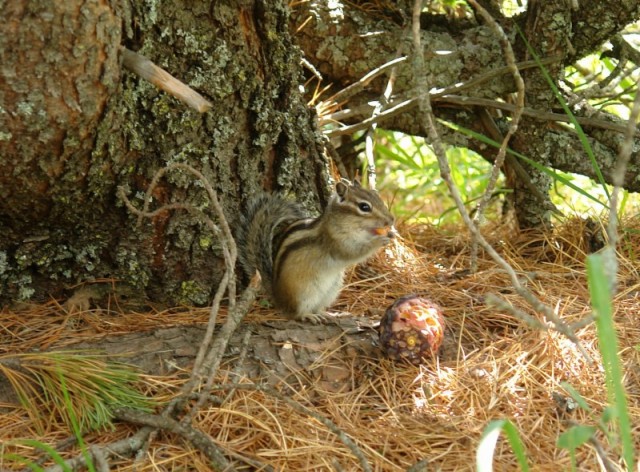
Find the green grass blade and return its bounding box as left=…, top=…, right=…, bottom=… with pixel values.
left=587, top=253, right=635, bottom=471
left=2, top=453, right=47, bottom=472
left=58, top=369, right=96, bottom=472
left=437, top=119, right=608, bottom=209
left=376, top=143, right=424, bottom=171
left=515, top=25, right=610, bottom=203
left=477, top=419, right=530, bottom=472
left=11, top=439, right=71, bottom=471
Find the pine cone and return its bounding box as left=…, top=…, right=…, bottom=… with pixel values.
left=379, top=295, right=445, bottom=364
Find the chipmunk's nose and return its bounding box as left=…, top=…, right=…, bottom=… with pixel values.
left=387, top=225, right=398, bottom=239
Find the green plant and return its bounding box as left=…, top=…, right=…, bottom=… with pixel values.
left=375, top=130, right=500, bottom=224
left=436, top=119, right=608, bottom=212
left=476, top=419, right=530, bottom=472
left=2, top=438, right=71, bottom=472
left=1, top=370, right=99, bottom=472
left=586, top=253, right=635, bottom=471
left=0, top=351, right=156, bottom=434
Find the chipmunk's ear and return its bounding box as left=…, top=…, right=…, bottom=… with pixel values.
left=336, top=179, right=350, bottom=200
left=352, top=178, right=362, bottom=188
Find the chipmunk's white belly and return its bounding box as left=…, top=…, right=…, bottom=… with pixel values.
left=295, top=261, right=345, bottom=315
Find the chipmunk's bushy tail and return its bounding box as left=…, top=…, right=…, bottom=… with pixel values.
left=236, top=194, right=306, bottom=293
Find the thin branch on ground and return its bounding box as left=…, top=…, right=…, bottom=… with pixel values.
left=484, top=294, right=548, bottom=331
left=184, top=272, right=261, bottom=420
left=187, top=271, right=230, bottom=387
left=112, top=408, right=233, bottom=471
left=117, top=163, right=247, bottom=466
left=44, top=427, right=154, bottom=472
left=222, top=328, right=253, bottom=405
left=407, top=458, right=430, bottom=472
left=82, top=163, right=262, bottom=469
left=89, top=446, right=109, bottom=472
left=118, top=163, right=238, bottom=386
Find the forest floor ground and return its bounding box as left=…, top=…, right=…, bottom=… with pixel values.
left=1, top=217, right=640, bottom=471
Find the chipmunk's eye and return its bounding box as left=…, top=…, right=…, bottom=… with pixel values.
left=358, top=202, right=372, bottom=213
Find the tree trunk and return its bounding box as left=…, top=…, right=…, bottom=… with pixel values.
left=0, top=0, right=328, bottom=304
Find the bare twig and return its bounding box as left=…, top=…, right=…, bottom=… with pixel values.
left=89, top=446, right=109, bottom=472
left=122, top=48, right=212, bottom=113
left=322, top=55, right=559, bottom=128
left=190, top=271, right=230, bottom=380
left=407, top=458, right=430, bottom=472
left=53, top=162, right=248, bottom=471
left=118, top=189, right=238, bottom=374
left=221, top=328, right=253, bottom=405
left=301, top=56, right=323, bottom=81
left=119, top=163, right=237, bottom=308
left=476, top=108, right=561, bottom=215
left=185, top=272, right=261, bottom=420
left=118, top=186, right=235, bottom=404
left=364, top=46, right=404, bottom=189
left=113, top=408, right=233, bottom=471
left=485, top=294, right=549, bottom=331
left=410, top=0, right=591, bottom=362
left=605, top=73, right=640, bottom=288
left=320, top=55, right=561, bottom=135
left=320, top=50, right=638, bottom=146
left=118, top=163, right=245, bottom=464
left=322, top=91, right=638, bottom=139
left=433, top=95, right=637, bottom=135
left=146, top=165, right=235, bottom=297
left=326, top=56, right=407, bottom=106
left=323, top=137, right=351, bottom=178
left=468, top=0, right=526, bottom=271
left=323, top=96, right=415, bottom=137
left=44, top=427, right=154, bottom=472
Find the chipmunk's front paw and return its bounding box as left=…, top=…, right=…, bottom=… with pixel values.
left=296, top=312, right=326, bottom=324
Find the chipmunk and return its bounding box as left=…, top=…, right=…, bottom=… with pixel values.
left=237, top=179, right=396, bottom=323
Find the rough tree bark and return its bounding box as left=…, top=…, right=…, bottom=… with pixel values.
left=0, top=0, right=328, bottom=304
left=1, top=0, right=639, bottom=304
